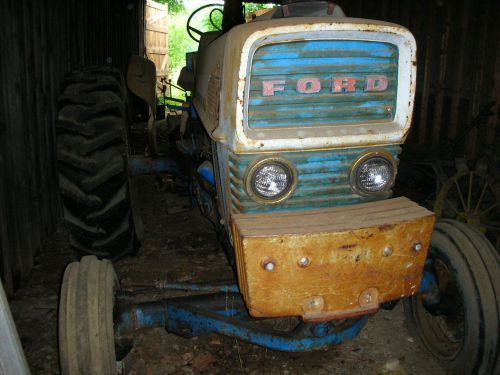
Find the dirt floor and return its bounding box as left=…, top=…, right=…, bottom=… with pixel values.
left=9, top=176, right=447, bottom=374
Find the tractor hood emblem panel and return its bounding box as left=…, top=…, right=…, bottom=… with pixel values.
left=262, top=76, right=388, bottom=96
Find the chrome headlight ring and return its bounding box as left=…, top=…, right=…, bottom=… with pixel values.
left=350, top=150, right=397, bottom=196
left=244, top=156, right=298, bottom=205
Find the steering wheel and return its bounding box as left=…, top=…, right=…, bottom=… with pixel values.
left=186, top=3, right=224, bottom=42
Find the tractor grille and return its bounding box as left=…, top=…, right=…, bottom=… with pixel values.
left=228, top=146, right=401, bottom=214
left=247, top=40, right=398, bottom=129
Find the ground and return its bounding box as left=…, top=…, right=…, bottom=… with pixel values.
left=9, top=176, right=446, bottom=374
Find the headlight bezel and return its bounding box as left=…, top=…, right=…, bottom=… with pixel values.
left=349, top=150, right=397, bottom=196
left=244, top=156, right=298, bottom=205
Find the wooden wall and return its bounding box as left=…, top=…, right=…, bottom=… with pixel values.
left=337, top=0, right=500, bottom=161
left=0, top=0, right=145, bottom=293
left=145, top=0, right=169, bottom=83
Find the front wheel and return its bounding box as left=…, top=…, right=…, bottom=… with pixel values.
left=58, top=256, right=119, bottom=375
left=403, top=219, right=500, bottom=374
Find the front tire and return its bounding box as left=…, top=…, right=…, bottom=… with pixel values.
left=58, top=256, right=118, bottom=375
left=403, top=219, right=500, bottom=374
left=57, top=66, right=138, bottom=259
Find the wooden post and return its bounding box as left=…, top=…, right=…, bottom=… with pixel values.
left=145, top=0, right=169, bottom=90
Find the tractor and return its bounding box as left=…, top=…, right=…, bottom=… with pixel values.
left=56, top=1, right=499, bottom=374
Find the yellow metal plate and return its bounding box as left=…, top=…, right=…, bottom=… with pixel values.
left=231, top=197, right=435, bottom=321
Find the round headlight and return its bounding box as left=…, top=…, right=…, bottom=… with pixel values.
left=351, top=152, right=396, bottom=195
left=245, top=157, right=297, bottom=204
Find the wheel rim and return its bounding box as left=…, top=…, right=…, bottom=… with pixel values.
left=435, top=169, right=500, bottom=247
left=412, top=254, right=465, bottom=360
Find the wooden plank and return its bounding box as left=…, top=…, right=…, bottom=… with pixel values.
left=145, top=22, right=168, bottom=34
left=147, top=48, right=168, bottom=57
left=417, top=0, right=437, bottom=144
left=487, top=10, right=500, bottom=145
left=449, top=0, right=472, bottom=140
left=146, top=0, right=166, bottom=11
left=145, top=0, right=168, bottom=85
left=431, top=1, right=451, bottom=144
left=0, top=0, right=13, bottom=293
left=146, top=10, right=167, bottom=25
left=466, top=0, right=492, bottom=160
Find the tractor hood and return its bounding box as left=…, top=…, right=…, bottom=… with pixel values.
left=193, top=17, right=416, bottom=153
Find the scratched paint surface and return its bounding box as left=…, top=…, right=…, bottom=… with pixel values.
left=228, top=145, right=401, bottom=214
left=231, top=198, right=435, bottom=320
left=248, top=40, right=398, bottom=129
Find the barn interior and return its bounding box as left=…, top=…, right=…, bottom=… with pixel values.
left=0, top=0, right=499, bottom=374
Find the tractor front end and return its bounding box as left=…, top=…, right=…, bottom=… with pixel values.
left=193, top=16, right=434, bottom=321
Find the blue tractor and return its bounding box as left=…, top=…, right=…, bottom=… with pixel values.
left=56, top=1, right=499, bottom=374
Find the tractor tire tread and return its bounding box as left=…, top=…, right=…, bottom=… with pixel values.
left=57, top=67, right=138, bottom=259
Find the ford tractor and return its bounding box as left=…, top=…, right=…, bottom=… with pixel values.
left=56, top=1, right=499, bottom=374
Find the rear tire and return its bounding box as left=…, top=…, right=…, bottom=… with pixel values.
left=57, top=66, right=138, bottom=259
left=403, top=219, right=500, bottom=375
left=59, top=255, right=118, bottom=375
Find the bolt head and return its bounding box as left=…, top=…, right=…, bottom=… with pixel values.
left=413, top=242, right=423, bottom=252
left=363, top=292, right=372, bottom=303
left=383, top=246, right=393, bottom=257
left=310, top=298, right=320, bottom=307
left=298, top=256, right=310, bottom=268
left=263, top=261, right=275, bottom=272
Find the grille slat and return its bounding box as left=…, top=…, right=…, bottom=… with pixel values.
left=228, top=146, right=401, bottom=214
left=248, top=40, right=398, bottom=129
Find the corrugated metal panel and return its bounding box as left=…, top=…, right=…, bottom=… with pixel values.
left=336, top=0, right=499, bottom=161
left=248, top=40, right=398, bottom=128
left=0, top=0, right=145, bottom=293
left=228, top=145, right=401, bottom=214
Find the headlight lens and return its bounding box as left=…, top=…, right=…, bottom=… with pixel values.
left=245, top=158, right=297, bottom=204
left=352, top=154, right=395, bottom=194
left=254, top=164, right=290, bottom=198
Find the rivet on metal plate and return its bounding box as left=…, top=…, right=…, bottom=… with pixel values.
left=358, top=287, right=379, bottom=308
left=262, top=259, right=276, bottom=272
left=412, top=241, right=422, bottom=252
left=298, top=256, right=310, bottom=268
left=383, top=246, right=393, bottom=257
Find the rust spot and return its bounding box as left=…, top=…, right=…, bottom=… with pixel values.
left=403, top=273, right=419, bottom=281
left=339, top=243, right=357, bottom=250
left=379, top=224, right=394, bottom=231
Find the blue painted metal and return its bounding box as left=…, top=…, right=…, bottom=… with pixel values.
left=228, top=145, right=401, bottom=214
left=128, top=155, right=180, bottom=176
left=114, top=293, right=368, bottom=352
left=419, top=259, right=441, bottom=306
left=166, top=304, right=368, bottom=352
left=155, top=281, right=238, bottom=293
left=166, top=104, right=187, bottom=111
left=115, top=301, right=167, bottom=334
left=248, top=40, right=398, bottom=129
left=197, top=161, right=215, bottom=186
